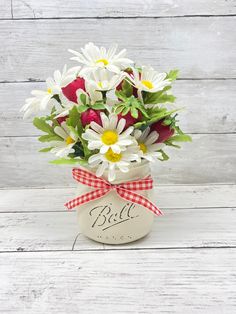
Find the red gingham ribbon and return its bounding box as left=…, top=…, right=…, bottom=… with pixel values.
left=65, top=168, right=163, bottom=216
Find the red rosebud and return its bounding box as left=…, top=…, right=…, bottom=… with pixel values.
left=118, top=111, right=142, bottom=129
left=81, top=109, right=102, bottom=127
left=62, top=77, right=86, bottom=103
left=56, top=115, right=68, bottom=125
left=150, top=119, right=175, bottom=143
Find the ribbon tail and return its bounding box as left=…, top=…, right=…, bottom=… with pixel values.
left=116, top=188, right=163, bottom=216
left=65, top=188, right=110, bottom=210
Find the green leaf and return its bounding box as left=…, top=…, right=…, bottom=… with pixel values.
left=122, top=106, right=130, bottom=115
left=77, top=104, right=88, bottom=113
left=130, top=106, right=138, bottom=119
left=67, top=106, right=80, bottom=127
left=38, top=134, right=63, bottom=142
left=158, top=149, right=169, bottom=161
left=114, top=105, right=124, bottom=115
left=39, top=147, right=53, bottom=152
left=92, top=102, right=106, bottom=110
left=33, top=117, right=53, bottom=134
left=115, top=90, right=127, bottom=102
left=170, top=134, right=192, bottom=142
left=157, top=94, right=176, bottom=104
left=80, top=93, right=87, bottom=105
left=121, top=79, right=133, bottom=97
left=166, top=69, right=179, bottom=81
left=50, top=158, right=88, bottom=165
left=143, top=91, right=175, bottom=105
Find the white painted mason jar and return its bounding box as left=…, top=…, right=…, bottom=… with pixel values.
left=76, top=161, right=155, bottom=244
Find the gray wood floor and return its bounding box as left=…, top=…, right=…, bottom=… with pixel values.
left=0, top=1, right=236, bottom=313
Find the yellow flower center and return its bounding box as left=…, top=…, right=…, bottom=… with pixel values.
left=101, top=130, right=118, bottom=145
left=141, top=80, right=154, bottom=89
left=96, top=58, right=109, bottom=65
left=98, top=81, right=103, bottom=88
left=47, top=88, right=52, bottom=94
left=139, top=143, right=147, bottom=153
left=105, top=149, right=122, bottom=163
left=66, top=136, right=75, bottom=145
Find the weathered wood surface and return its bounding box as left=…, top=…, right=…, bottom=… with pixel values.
left=1, top=134, right=236, bottom=187
left=1, top=17, right=235, bottom=82
left=1, top=249, right=236, bottom=313
left=0, top=207, right=235, bottom=252
left=12, top=0, right=236, bottom=18
left=1, top=79, right=236, bottom=136
left=0, top=0, right=12, bottom=18
left=1, top=185, right=235, bottom=252
left=1, top=185, right=235, bottom=213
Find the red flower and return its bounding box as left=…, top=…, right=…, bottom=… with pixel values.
left=62, top=77, right=86, bottom=103
left=56, top=115, right=68, bottom=125
left=150, top=119, right=175, bottom=143
left=118, top=111, right=142, bottom=129
left=81, top=109, right=102, bottom=127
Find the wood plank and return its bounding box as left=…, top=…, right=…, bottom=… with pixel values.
left=1, top=79, right=236, bottom=136
left=0, top=185, right=235, bottom=213
left=0, top=0, right=12, bottom=18
left=0, top=249, right=235, bottom=313
left=1, top=207, right=234, bottom=252
left=1, top=134, right=235, bottom=187
left=0, top=211, right=101, bottom=252
left=12, top=0, right=236, bottom=18
left=0, top=17, right=235, bottom=81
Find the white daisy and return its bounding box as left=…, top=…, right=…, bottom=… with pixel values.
left=48, top=65, right=81, bottom=93
left=82, top=113, right=134, bottom=154
left=50, top=122, right=78, bottom=157
left=131, top=66, right=171, bottom=93
left=84, top=68, right=125, bottom=92
left=88, top=146, right=139, bottom=182
left=69, top=42, right=133, bottom=75
left=134, top=127, right=164, bottom=162
left=21, top=65, right=81, bottom=119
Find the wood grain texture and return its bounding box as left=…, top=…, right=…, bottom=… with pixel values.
left=0, top=0, right=12, bottom=18
left=1, top=79, right=236, bottom=136
left=1, top=17, right=235, bottom=81
left=1, top=134, right=236, bottom=187
left=12, top=0, right=236, bottom=18
left=1, top=185, right=235, bottom=213
left=2, top=207, right=234, bottom=252
left=0, top=249, right=236, bottom=313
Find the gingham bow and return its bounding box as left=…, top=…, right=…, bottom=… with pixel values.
left=65, top=168, right=163, bottom=216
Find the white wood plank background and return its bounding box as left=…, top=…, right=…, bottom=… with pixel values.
left=12, top=0, right=236, bottom=18
left=1, top=1, right=236, bottom=312
left=1, top=249, right=236, bottom=313
left=0, top=0, right=12, bottom=18
left=1, top=17, right=235, bottom=82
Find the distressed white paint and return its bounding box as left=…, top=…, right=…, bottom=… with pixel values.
left=1, top=79, right=236, bottom=136
left=1, top=134, right=236, bottom=187
left=0, top=249, right=236, bottom=313
left=0, top=0, right=12, bottom=18
left=1, top=185, right=235, bottom=213
left=0, top=17, right=235, bottom=81
left=12, top=0, right=236, bottom=18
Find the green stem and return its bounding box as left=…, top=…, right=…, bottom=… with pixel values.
left=101, top=90, right=107, bottom=103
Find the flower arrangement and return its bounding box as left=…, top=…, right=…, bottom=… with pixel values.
left=21, top=42, right=191, bottom=182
